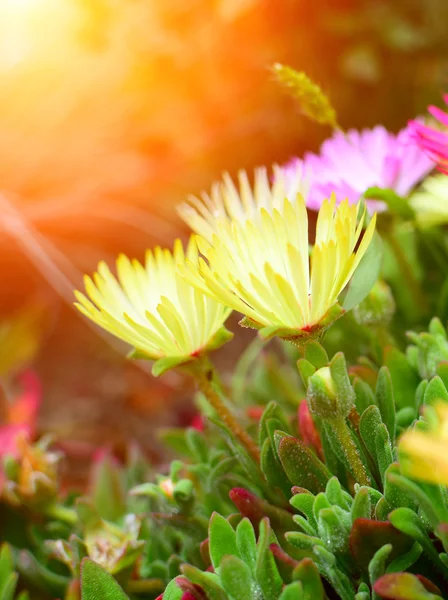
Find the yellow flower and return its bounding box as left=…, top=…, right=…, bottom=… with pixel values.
left=399, top=402, right=448, bottom=486
left=74, top=238, right=232, bottom=376
left=410, top=174, right=448, bottom=228
left=182, top=195, right=376, bottom=342
left=177, top=166, right=308, bottom=242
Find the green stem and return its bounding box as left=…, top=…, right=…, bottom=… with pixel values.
left=330, top=417, right=371, bottom=487
left=189, top=357, right=260, bottom=463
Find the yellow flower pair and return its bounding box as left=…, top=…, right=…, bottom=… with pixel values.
left=75, top=169, right=376, bottom=375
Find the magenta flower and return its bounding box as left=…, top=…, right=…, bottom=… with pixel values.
left=283, top=124, right=433, bottom=212
left=409, top=96, right=448, bottom=174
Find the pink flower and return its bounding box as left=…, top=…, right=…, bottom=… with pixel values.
left=282, top=124, right=433, bottom=212
left=409, top=95, right=448, bottom=174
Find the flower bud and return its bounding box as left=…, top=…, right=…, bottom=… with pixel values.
left=307, top=353, right=354, bottom=420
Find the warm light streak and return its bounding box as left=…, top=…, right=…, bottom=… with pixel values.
left=0, top=0, right=79, bottom=69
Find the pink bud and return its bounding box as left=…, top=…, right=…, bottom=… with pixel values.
left=298, top=400, right=322, bottom=457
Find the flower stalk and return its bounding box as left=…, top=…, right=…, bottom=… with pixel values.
left=187, top=357, right=260, bottom=463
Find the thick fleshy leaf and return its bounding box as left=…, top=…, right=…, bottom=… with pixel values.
left=389, top=508, right=448, bottom=573
left=255, top=518, right=283, bottom=600
left=236, top=518, right=257, bottom=575
left=0, top=545, right=15, bottom=599
left=359, top=405, right=383, bottom=466
left=208, top=513, right=237, bottom=570
left=375, top=368, right=396, bottom=443
left=277, top=436, right=331, bottom=495
left=373, top=573, right=442, bottom=600
left=343, top=231, right=383, bottom=312
left=260, top=438, right=292, bottom=498
left=369, top=543, right=392, bottom=592
left=180, top=566, right=226, bottom=600
left=383, top=347, right=419, bottom=411
left=81, top=559, right=129, bottom=600
left=349, top=519, right=414, bottom=571
left=279, top=582, right=304, bottom=600
left=353, top=377, right=377, bottom=416
left=304, top=342, right=329, bottom=370
left=292, top=557, right=325, bottom=600
left=229, top=488, right=296, bottom=534
left=17, top=550, right=69, bottom=597
left=220, top=555, right=258, bottom=600
left=90, top=451, right=126, bottom=522
left=152, top=356, right=193, bottom=377
left=423, top=376, right=448, bottom=405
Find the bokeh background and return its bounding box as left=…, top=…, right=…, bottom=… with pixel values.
left=1, top=0, right=447, bottom=478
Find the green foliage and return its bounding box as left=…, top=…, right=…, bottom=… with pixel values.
left=81, top=559, right=130, bottom=600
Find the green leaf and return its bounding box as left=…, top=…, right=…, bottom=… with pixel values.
left=255, top=518, right=283, bottom=600
left=279, top=581, right=304, bottom=600
left=0, top=544, right=14, bottom=599
left=386, top=542, right=422, bottom=573
left=351, top=487, right=371, bottom=523
left=285, top=532, right=325, bottom=552
left=236, top=518, right=257, bottom=575
left=259, top=402, right=288, bottom=448
left=359, top=405, right=383, bottom=466
left=325, top=477, right=352, bottom=511
left=186, top=428, right=208, bottom=463
left=383, top=346, right=419, bottom=411
left=290, top=492, right=318, bottom=533
left=353, top=377, right=376, bottom=416
left=423, top=376, right=448, bottom=405
left=304, top=342, right=329, bottom=370
left=292, top=558, right=324, bottom=600
left=90, top=452, right=126, bottom=522
left=369, top=544, right=392, bottom=599
left=162, top=578, right=184, bottom=600
left=375, top=424, right=393, bottom=482
left=297, top=359, right=316, bottom=389
left=343, top=231, right=383, bottom=312
left=152, top=356, right=192, bottom=377
left=278, top=435, right=331, bottom=495
left=389, top=508, right=448, bottom=575
left=209, top=513, right=237, bottom=570
left=375, top=367, right=396, bottom=443
left=0, top=573, right=18, bottom=600
left=220, top=555, right=258, bottom=600
left=181, top=566, right=227, bottom=600
left=17, top=550, right=68, bottom=597
left=260, top=438, right=291, bottom=498
left=81, top=559, right=130, bottom=600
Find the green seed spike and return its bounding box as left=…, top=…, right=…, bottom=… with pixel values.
left=273, top=64, right=339, bottom=129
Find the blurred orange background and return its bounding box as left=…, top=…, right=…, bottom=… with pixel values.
left=0, top=0, right=447, bottom=469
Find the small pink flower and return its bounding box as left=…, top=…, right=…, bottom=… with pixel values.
left=409, top=95, right=448, bottom=174
left=282, top=124, right=433, bottom=212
